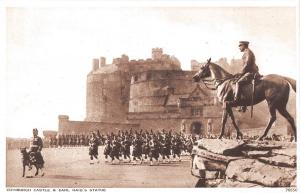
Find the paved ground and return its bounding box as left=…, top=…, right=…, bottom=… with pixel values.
left=6, top=147, right=198, bottom=188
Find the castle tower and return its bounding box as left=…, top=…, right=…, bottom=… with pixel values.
left=85, top=71, right=131, bottom=123
left=58, top=115, right=69, bottom=134
left=92, top=58, right=99, bottom=71
left=152, top=48, right=163, bottom=60
left=86, top=48, right=181, bottom=123
left=100, top=57, right=106, bottom=67
left=120, top=54, right=129, bottom=63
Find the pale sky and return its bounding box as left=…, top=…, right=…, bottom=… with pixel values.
left=4, top=6, right=298, bottom=138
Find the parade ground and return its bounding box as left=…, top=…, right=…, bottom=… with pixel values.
left=6, top=147, right=197, bottom=188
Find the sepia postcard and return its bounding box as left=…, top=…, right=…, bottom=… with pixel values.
left=1, top=0, right=299, bottom=192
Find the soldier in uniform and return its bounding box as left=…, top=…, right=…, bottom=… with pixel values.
left=142, top=136, right=150, bottom=162
left=160, top=135, right=170, bottom=163
left=171, top=134, right=182, bottom=162
left=29, top=128, right=45, bottom=174
left=132, top=134, right=143, bottom=164
left=122, top=136, right=132, bottom=162
left=89, top=132, right=99, bottom=164
left=58, top=135, right=62, bottom=148
left=149, top=136, right=159, bottom=166
left=53, top=136, right=57, bottom=148
left=104, top=137, right=112, bottom=162
left=234, top=41, right=260, bottom=112
left=110, top=136, right=121, bottom=164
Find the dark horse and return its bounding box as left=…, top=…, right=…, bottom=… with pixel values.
left=193, top=58, right=296, bottom=141
left=20, top=148, right=44, bottom=177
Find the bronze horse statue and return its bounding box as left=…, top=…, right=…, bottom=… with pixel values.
left=193, top=58, right=296, bottom=141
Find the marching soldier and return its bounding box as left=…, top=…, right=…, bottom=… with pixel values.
left=171, top=135, right=182, bottom=162
left=122, top=136, right=132, bottom=162
left=142, top=136, right=150, bottom=162
left=132, top=134, right=143, bottom=164
left=149, top=136, right=159, bottom=166
left=160, top=136, right=170, bottom=163
left=110, top=136, right=121, bottom=164
left=88, top=132, right=99, bottom=164
left=104, top=137, right=112, bottom=162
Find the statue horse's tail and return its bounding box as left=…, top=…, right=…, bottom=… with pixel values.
left=282, top=76, right=296, bottom=92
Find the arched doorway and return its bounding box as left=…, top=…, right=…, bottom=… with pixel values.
left=190, top=122, right=202, bottom=135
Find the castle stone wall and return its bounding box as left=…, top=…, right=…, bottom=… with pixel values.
left=129, top=70, right=206, bottom=113
left=59, top=115, right=139, bottom=134
left=127, top=107, right=223, bottom=135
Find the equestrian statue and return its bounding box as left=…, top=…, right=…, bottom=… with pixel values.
left=193, top=41, right=296, bottom=141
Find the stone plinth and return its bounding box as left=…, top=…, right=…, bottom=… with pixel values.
left=191, top=139, right=296, bottom=187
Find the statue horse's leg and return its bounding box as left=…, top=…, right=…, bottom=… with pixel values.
left=259, top=105, right=276, bottom=140
left=218, top=108, right=228, bottom=139
left=277, top=107, right=297, bottom=142
left=227, top=107, right=243, bottom=139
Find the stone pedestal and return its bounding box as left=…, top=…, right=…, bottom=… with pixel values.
left=191, top=139, right=297, bottom=187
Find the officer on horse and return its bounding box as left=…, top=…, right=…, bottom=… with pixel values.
left=29, top=128, right=45, bottom=174
left=234, top=41, right=260, bottom=112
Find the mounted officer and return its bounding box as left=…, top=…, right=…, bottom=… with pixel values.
left=29, top=128, right=45, bottom=170
left=234, top=41, right=260, bottom=112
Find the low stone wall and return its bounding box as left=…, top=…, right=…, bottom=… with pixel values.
left=59, top=116, right=140, bottom=134
left=191, top=139, right=296, bottom=187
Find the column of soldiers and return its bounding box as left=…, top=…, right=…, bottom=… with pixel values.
left=49, top=132, right=106, bottom=148
left=102, top=129, right=195, bottom=165
left=48, top=129, right=289, bottom=151
left=48, top=128, right=196, bottom=165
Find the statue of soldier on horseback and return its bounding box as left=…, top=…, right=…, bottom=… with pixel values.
left=234, top=41, right=261, bottom=112
left=193, top=41, right=296, bottom=141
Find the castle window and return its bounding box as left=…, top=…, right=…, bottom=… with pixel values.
left=192, top=108, right=202, bottom=116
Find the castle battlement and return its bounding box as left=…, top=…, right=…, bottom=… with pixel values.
left=91, top=48, right=181, bottom=74
left=152, top=47, right=163, bottom=60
